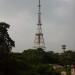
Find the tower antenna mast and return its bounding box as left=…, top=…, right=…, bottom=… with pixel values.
left=34, top=0, right=45, bottom=49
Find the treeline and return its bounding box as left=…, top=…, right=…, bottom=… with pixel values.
left=16, top=48, right=75, bottom=65
left=1, top=48, right=75, bottom=75
left=1, top=47, right=75, bottom=75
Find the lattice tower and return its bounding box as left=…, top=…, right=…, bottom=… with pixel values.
left=34, top=0, right=45, bottom=49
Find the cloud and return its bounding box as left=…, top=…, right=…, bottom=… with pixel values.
left=0, top=0, right=75, bottom=52
left=43, top=0, right=75, bottom=52
left=7, top=10, right=35, bottom=52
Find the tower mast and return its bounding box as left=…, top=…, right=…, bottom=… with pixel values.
left=34, top=0, right=45, bottom=49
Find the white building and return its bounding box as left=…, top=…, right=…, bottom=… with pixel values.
left=61, top=71, right=67, bottom=75
left=71, top=65, right=75, bottom=75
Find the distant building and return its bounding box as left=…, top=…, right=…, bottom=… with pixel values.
left=53, top=64, right=63, bottom=69
left=71, top=65, right=75, bottom=75
left=50, top=64, right=75, bottom=75
left=52, top=64, right=67, bottom=75
left=61, top=71, right=67, bottom=75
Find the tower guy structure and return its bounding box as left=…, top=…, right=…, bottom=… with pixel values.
left=34, top=0, right=45, bottom=49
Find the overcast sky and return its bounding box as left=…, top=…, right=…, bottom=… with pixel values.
left=0, top=0, right=75, bottom=52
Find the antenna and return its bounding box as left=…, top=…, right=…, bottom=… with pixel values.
left=34, top=0, right=45, bottom=49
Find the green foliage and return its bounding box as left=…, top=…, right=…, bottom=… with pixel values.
left=0, top=22, right=15, bottom=53
left=59, top=51, right=75, bottom=65
left=22, top=48, right=45, bottom=64
left=45, top=51, right=59, bottom=64
left=0, top=22, right=15, bottom=75
left=10, top=49, right=61, bottom=75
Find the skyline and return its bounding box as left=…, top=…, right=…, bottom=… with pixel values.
left=0, top=0, right=75, bottom=52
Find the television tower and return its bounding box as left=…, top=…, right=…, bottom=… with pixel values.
left=34, top=0, right=45, bottom=49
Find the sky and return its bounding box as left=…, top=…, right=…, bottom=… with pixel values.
left=0, top=0, right=75, bottom=52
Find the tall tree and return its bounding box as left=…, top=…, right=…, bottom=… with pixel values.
left=0, top=22, right=15, bottom=53
left=0, top=22, right=15, bottom=75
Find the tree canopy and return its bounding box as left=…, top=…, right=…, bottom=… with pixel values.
left=0, top=22, right=15, bottom=53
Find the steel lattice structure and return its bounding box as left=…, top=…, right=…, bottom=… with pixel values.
left=34, top=0, right=45, bottom=49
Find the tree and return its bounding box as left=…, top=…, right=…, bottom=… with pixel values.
left=22, top=48, right=45, bottom=64
left=0, top=22, right=15, bottom=53
left=0, top=22, right=15, bottom=75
